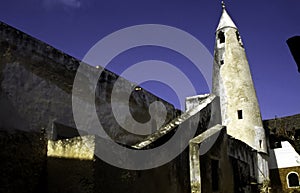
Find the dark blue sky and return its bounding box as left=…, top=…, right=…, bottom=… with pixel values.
left=0, top=0, right=299, bottom=119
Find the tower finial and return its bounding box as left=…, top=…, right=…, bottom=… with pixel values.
left=221, top=1, right=225, bottom=9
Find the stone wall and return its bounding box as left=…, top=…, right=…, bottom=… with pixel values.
left=44, top=101, right=213, bottom=193
left=264, top=114, right=300, bottom=153
left=0, top=21, right=180, bottom=193
left=228, top=137, right=260, bottom=192
left=270, top=166, right=300, bottom=193
left=0, top=21, right=178, bottom=143
left=263, top=114, right=300, bottom=135
left=197, top=128, right=235, bottom=193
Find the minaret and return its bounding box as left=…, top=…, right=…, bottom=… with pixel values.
left=212, top=2, right=267, bottom=154
left=212, top=2, right=269, bottom=185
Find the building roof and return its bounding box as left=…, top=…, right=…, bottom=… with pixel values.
left=269, top=141, right=300, bottom=169
left=216, top=2, right=237, bottom=31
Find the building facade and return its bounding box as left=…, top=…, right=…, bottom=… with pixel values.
left=269, top=141, right=300, bottom=192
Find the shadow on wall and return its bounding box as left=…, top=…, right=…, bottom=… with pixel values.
left=0, top=130, right=47, bottom=193
left=269, top=150, right=283, bottom=193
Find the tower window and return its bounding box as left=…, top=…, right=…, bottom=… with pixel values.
left=259, top=140, right=262, bottom=148
left=236, top=31, right=244, bottom=47
left=220, top=60, right=224, bottom=65
left=218, top=31, right=225, bottom=44
left=287, top=172, right=300, bottom=188
left=236, top=31, right=240, bottom=42
left=211, top=159, right=219, bottom=191
left=237, top=110, right=243, bottom=119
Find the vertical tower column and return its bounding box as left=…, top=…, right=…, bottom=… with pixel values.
left=212, top=4, right=267, bottom=154
left=212, top=3, right=269, bottom=185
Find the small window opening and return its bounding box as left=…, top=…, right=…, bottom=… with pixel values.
left=220, top=60, right=224, bottom=65
left=237, top=110, right=243, bottom=119
left=211, top=159, right=219, bottom=191
left=259, top=140, right=262, bottom=148
left=288, top=173, right=300, bottom=187
left=218, top=31, right=225, bottom=44
left=236, top=31, right=244, bottom=47
left=236, top=31, right=240, bottom=42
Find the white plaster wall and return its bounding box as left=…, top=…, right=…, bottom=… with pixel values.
left=185, top=94, right=210, bottom=111
left=269, top=141, right=300, bottom=169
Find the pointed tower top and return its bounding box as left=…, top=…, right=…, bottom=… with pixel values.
left=221, top=1, right=225, bottom=9
left=216, top=2, right=237, bottom=31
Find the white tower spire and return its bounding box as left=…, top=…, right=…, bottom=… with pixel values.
left=216, top=2, right=237, bottom=31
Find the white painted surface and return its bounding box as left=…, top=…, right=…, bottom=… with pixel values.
left=216, top=8, right=237, bottom=31
left=269, top=141, right=300, bottom=169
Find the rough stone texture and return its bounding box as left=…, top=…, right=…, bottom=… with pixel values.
left=264, top=114, right=300, bottom=153
left=268, top=141, right=300, bottom=193
left=47, top=135, right=95, bottom=160
left=0, top=130, right=47, bottom=193
left=263, top=114, right=300, bottom=135
left=270, top=166, right=300, bottom=193
left=265, top=114, right=300, bottom=193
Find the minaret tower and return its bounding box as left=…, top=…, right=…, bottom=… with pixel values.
left=213, top=2, right=267, bottom=153
left=212, top=2, right=269, bottom=184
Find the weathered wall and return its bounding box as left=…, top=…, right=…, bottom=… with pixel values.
left=264, top=114, right=300, bottom=153
left=228, top=137, right=260, bottom=192
left=0, top=21, right=178, bottom=143
left=197, top=128, right=235, bottom=193
left=0, top=21, right=180, bottom=193
left=94, top=152, right=188, bottom=193
left=264, top=114, right=300, bottom=136
left=270, top=166, right=300, bottom=193
left=45, top=101, right=213, bottom=193
left=92, top=98, right=213, bottom=193
left=47, top=135, right=95, bottom=160
left=198, top=128, right=259, bottom=193
left=46, top=136, right=96, bottom=193
left=213, top=26, right=267, bottom=153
